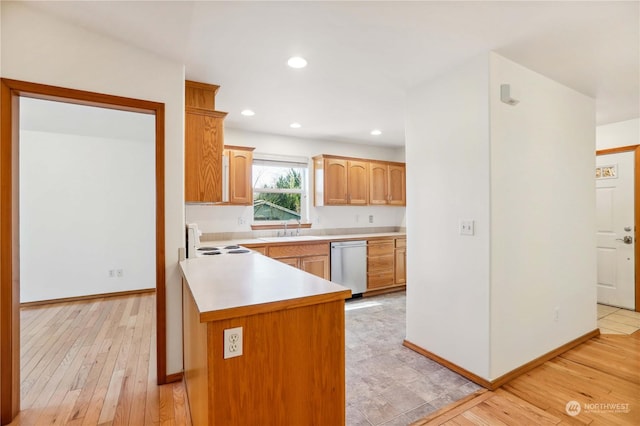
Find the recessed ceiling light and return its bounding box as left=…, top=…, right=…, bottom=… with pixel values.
left=240, top=109, right=255, bottom=116
left=370, top=129, right=382, bottom=136
left=290, top=122, right=302, bottom=129
left=287, top=56, right=307, bottom=69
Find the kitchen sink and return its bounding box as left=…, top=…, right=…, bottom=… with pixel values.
left=259, top=235, right=325, bottom=243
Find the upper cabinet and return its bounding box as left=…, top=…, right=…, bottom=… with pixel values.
left=225, top=145, right=254, bottom=205
left=369, top=161, right=406, bottom=206
left=185, top=80, right=228, bottom=203
left=314, top=155, right=404, bottom=206
left=314, top=156, right=369, bottom=206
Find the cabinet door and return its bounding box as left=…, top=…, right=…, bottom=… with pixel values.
left=369, top=162, right=388, bottom=205
left=300, top=255, right=330, bottom=280
left=324, top=159, right=348, bottom=205
left=395, top=247, right=406, bottom=284
left=277, top=257, right=300, bottom=268
left=229, top=149, right=253, bottom=205
left=388, top=164, right=406, bottom=206
left=347, top=161, right=369, bottom=205
left=185, top=111, right=224, bottom=203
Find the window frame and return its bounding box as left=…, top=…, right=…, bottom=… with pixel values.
left=251, top=154, right=309, bottom=225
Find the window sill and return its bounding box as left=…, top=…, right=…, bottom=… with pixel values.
left=250, top=223, right=313, bottom=231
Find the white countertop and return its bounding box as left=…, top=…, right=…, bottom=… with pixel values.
left=179, top=252, right=351, bottom=322
left=202, top=232, right=406, bottom=247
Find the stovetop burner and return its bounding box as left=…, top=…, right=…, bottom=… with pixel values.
left=227, top=249, right=250, bottom=254
left=202, top=251, right=222, bottom=255
left=198, top=247, right=220, bottom=251
left=224, top=245, right=240, bottom=250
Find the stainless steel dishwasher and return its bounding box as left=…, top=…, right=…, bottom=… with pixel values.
left=330, top=241, right=367, bottom=296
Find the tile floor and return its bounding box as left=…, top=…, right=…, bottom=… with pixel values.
left=597, top=303, right=640, bottom=334
left=345, top=292, right=481, bottom=426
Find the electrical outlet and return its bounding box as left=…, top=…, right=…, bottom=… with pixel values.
left=237, top=217, right=245, bottom=225
left=554, top=307, right=559, bottom=322
left=224, top=327, right=243, bottom=359
left=116, top=269, right=123, bottom=278
left=108, top=269, right=115, bottom=278
left=369, top=215, right=374, bottom=224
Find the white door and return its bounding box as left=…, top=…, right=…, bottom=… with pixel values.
left=596, top=151, right=635, bottom=309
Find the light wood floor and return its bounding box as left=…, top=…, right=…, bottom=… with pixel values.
left=11, top=293, right=190, bottom=425
left=413, top=332, right=640, bottom=425
left=11, top=293, right=640, bottom=425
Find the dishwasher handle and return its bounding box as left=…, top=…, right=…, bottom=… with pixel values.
left=331, top=240, right=367, bottom=249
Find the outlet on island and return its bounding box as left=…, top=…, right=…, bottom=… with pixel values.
left=224, top=327, right=243, bottom=359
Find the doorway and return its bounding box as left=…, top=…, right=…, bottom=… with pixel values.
left=0, top=79, right=167, bottom=424
left=596, top=145, right=640, bottom=313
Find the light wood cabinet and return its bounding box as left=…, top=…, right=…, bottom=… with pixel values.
left=225, top=145, right=254, bottom=205
left=185, top=80, right=228, bottom=203
left=369, top=161, right=406, bottom=206
left=314, top=154, right=404, bottom=206
left=367, top=239, right=395, bottom=289
left=347, top=160, right=369, bottom=205
left=313, top=156, right=369, bottom=206
left=394, top=238, right=406, bottom=284
left=267, top=242, right=330, bottom=280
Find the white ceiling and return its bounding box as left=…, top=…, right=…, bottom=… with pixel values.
left=21, top=1, right=640, bottom=147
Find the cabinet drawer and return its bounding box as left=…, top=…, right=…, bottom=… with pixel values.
left=268, top=242, right=329, bottom=258
left=395, top=238, right=406, bottom=248
left=367, top=241, right=394, bottom=256
left=367, top=271, right=395, bottom=289
left=367, top=254, right=394, bottom=272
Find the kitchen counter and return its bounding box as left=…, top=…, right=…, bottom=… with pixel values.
left=179, top=250, right=351, bottom=425
left=179, top=252, right=351, bottom=322
left=201, top=231, right=406, bottom=247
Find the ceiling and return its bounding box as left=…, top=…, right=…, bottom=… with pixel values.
left=20, top=1, right=640, bottom=147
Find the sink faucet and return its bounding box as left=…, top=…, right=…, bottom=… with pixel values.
left=296, top=219, right=301, bottom=236
left=283, top=221, right=288, bottom=237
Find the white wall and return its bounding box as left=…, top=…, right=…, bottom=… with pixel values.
left=19, top=99, right=155, bottom=303
left=405, top=52, right=596, bottom=381
left=2, top=2, right=185, bottom=374
left=489, top=53, right=596, bottom=378
left=405, top=54, right=492, bottom=378
left=186, top=128, right=406, bottom=234
left=596, top=118, right=640, bottom=150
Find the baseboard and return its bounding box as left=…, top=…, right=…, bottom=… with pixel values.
left=165, top=372, right=183, bottom=383
left=364, top=285, right=406, bottom=297
left=20, top=288, right=156, bottom=308
left=403, top=328, right=601, bottom=390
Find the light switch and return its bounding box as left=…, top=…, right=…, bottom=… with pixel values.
left=460, top=220, right=475, bottom=236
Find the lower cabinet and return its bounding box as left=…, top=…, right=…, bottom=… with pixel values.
left=367, top=237, right=407, bottom=291
left=367, top=239, right=395, bottom=289
left=267, top=242, right=330, bottom=280
left=394, top=238, right=406, bottom=284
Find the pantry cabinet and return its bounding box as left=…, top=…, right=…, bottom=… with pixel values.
left=185, top=80, right=228, bottom=203
left=224, top=145, right=254, bottom=205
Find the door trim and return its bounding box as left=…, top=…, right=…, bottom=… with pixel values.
left=596, top=144, right=640, bottom=312
left=0, top=78, right=167, bottom=424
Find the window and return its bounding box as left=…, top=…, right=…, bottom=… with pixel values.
left=252, top=154, right=309, bottom=222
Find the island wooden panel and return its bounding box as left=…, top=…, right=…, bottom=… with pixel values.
left=182, top=287, right=346, bottom=425
left=182, top=281, right=209, bottom=426
left=209, top=300, right=345, bottom=425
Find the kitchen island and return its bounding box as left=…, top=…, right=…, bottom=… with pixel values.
left=179, top=252, right=351, bottom=426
